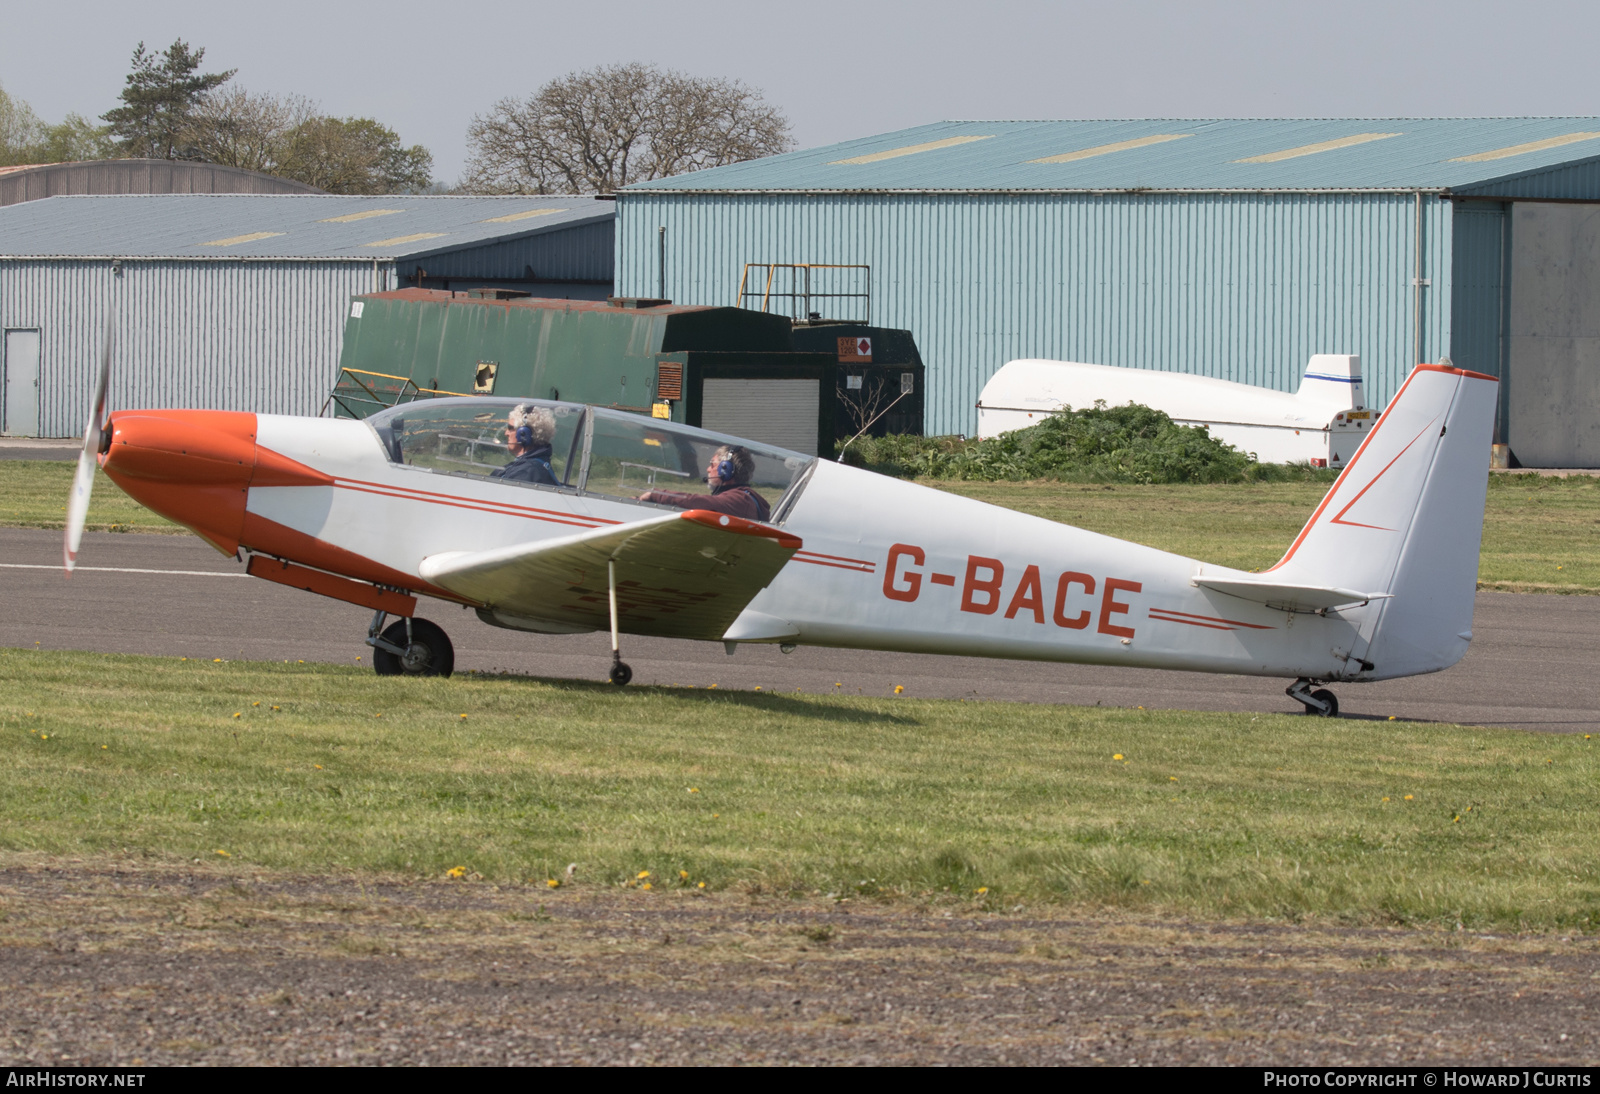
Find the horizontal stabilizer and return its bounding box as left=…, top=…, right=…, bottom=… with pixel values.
left=420, top=509, right=800, bottom=641
left=1194, top=576, right=1388, bottom=612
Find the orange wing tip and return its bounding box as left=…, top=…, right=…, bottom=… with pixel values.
left=680, top=509, right=802, bottom=550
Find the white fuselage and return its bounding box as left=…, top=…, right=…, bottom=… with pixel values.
left=248, top=415, right=1372, bottom=683
left=977, top=356, right=1371, bottom=467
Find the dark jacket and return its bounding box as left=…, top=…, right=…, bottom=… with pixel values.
left=643, top=483, right=771, bottom=522
left=491, top=444, right=559, bottom=486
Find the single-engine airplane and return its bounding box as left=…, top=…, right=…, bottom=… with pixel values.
left=64, top=327, right=1498, bottom=717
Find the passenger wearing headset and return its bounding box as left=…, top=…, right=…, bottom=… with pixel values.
left=638, top=444, right=771, bottom=522
left=491, top=404, right=560, bottom=486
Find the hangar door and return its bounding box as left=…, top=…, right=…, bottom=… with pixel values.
left=3, top=329, right=40, bottom=437
left=1508, top=203, right=1600, bottom=467
left=699, top=378, right=820, bottom=456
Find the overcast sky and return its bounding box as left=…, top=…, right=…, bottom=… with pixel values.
left=7, top=0, right=1600, bottom=183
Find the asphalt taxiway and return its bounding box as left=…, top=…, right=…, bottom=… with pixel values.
left=3, top=526, right=1594, bottom=731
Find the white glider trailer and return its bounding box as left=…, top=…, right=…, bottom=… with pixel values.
left=977, top=355, right=1371, bottom=468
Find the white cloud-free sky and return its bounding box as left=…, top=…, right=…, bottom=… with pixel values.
left=6, top=0, right=1600, bottom=183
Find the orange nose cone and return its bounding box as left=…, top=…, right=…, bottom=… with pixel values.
left=102, top=410, right=258, bottom=556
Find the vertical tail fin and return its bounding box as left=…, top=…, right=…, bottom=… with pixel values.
left=1295, top=353, right=1365, bottom=410
left=1271, top=363, right=1499, bottom=679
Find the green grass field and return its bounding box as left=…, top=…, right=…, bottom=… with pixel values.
left=4, top=459, right=1594, bottom=593
left=6, top=648, right=1600, bottom=929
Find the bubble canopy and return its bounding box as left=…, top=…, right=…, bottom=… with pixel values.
left=364, top=398, right=816, bottom=520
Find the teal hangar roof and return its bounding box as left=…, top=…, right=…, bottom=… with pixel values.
left=622, top=118, right=1600, bottom=195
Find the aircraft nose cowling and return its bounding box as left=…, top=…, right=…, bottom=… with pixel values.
left=101, top=410, right=258, bottom=555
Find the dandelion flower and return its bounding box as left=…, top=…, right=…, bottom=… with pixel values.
left=698, top=882, right=706, bottom=889
left=232, top=712, right=241, bottom=718
left=272, top=706, right=280, bottom=711
left=1113, top=754, right=1124, bottom=761
left=215, top=849, right=230, bottom=857
left=637, top=870, right=650, bottom=880
left=975, top=887, right=988, bottom=895
left=894, top=685, right=904, bottom=695
left=39, top=734, right=47, bottom=740
left=688, top=787, right=699, bottom=793
left=642, top=882, right=653, bottom=891
left=1389, top=716, right=1397, bottom=721
left=213, top=658, right=223, bottom=663
left=679, top=870, right=689, bottom=880
left=1382, top=797, right=1390, bottom=802
left=1404, top=795, right=1414, bottom=801
left=547, top=878, right=561, bottom=889
left=460, top=714, right=467, bottom=720
left=446, top=866, right=467, bottom=879
left=712, top=813, right=719, bottom=819
left=1169, top=776, right=1178, bottom=782
left=252, top=701, right=261, bottom=707
left=314, top=764, right=323, bottom=770
left=101, top=745, right=107, bottom=750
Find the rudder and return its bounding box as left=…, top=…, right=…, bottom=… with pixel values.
left=1270, top=363, right=1499, bottom=680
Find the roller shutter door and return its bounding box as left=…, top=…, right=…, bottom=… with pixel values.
left=700, top=378, right=819, bottom=455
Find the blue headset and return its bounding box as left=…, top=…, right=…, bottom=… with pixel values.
left=716, top=458, right=736, bottom=482
left=514, top=424, right=535, bottom=448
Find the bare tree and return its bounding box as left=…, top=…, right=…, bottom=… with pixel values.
left=464, top=63, right=792, bottom=194
left=184, top=86, right=315, bottom=173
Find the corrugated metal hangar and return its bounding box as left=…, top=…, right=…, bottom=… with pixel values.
left=0, top=159, right=324, bottom=206
left=0, top=194, right=613, bottom=436
left=617, top=118, right=1600, bottom=465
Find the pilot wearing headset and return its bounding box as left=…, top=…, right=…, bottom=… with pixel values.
left=639, top=444, right=771, bottom=522
left=491, top=404, right=560, bottom=486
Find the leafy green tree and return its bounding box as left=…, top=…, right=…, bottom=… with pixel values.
left=102, top=39, right=234, bottom=159
left=0, top=80, right=46, bottom=166
left=35, top=115, right=115, bottom=162
left=276, top=116, right=433, bottom=194
left=181, top=85, right=434, bottom=193
left=0, top=81, right=112, bottom=166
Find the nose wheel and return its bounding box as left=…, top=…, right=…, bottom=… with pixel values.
left=1286, top=678, right=1338, bottom=717
left=368, top=611, right=454, bottom=677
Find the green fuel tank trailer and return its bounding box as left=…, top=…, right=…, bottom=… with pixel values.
left=329, top=288, right=926, bottom=456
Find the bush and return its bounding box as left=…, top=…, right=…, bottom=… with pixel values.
left=836, top=403, right=1338, bottom=485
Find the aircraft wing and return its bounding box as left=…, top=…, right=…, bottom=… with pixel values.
left=418, top=509, right=801, bottom=640
left=1194, top=576, right=1389, bottom=612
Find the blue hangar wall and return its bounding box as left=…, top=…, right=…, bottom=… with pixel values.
left=615, top=117, right=1600, bottom=458
left=616, top=189, right=1472, bottom=437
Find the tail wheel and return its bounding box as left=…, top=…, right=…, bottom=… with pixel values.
left=373, top=618, right=454, bottom=678
left=1307, top=688, right=1339, bottom=717
left=609, top=661, right=633, bottom=686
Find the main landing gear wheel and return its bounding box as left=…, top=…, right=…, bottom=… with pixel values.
left=609, top=660, right=633, bottom=687
left=1307, top=689, right=1338, bottom=717
left=372, top=618, right=455, bottom=678
left=1286, top=678, right=1338, bottom=717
